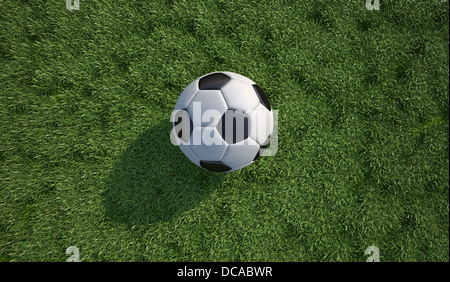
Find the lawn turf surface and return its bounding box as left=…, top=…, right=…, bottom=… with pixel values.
left=0, top=0, right=449, bottom=261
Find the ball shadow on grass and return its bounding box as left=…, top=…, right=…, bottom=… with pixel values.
left=104, top=121, right=224, bottom=226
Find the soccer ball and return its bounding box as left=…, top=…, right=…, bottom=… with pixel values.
left=172, top=72, right=273, bottom=172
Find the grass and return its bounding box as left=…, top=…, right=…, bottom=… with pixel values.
left=0, top=0, right=448, bottom=262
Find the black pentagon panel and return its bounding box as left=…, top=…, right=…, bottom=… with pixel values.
left=198, top=73, right=231, bottom=90
left=252, top=84, right=271, bottom=111
left=200, top=160, right=232, bottom=172
left=216, top=109, right=250, bottom=144
left=173, top=108, right=193, bottom=142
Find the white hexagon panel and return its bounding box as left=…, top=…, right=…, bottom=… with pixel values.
left=187, top=90, right=228, bottom=127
